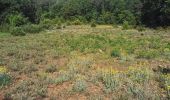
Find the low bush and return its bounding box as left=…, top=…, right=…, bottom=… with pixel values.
left=0, top=74, right=11, bottom=87
left=72, top=19, right=82, bottom=25
left=91, top=21, right=97, bottom=27
left=45, top=65, right=57, bottom=73
left=66, top=21, right=71, bottom=26
left=54, top=72, right=71, bottom=84
left=136, top=49, right=160, bottom=59
left=72, top=79, right=87, bottom=92
left=122, top=21, right=130, bottom=30
left=56, top=25, right=62, bottom=29
left=111, top=48, right=121, bottom=57
left=136, top=26, right=146, bottom=32
left=40, top=24, right=52, bottom=30
left=11, top=27, right=26, bottom=36
left=23, top=24, right=43, bottom=34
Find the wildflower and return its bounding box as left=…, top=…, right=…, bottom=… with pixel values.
left=167, top=86, right=170, bottom=90
left=0, top=66, right=7, bottom=73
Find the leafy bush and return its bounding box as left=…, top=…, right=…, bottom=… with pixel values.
left=122, top=21, right=130, bottom=30
left=6, top=13, right=28, bottom=27
left=40, top=19, right=53, bottom=25
left=136, top=26, right=146, bottom=32
left=56, top=25, right=62, bottom=29
left=40, top=19, right=53, bottom=29
left=72, top=19, right=82, bottom=25
left=91, top=22, right=96, bottom=27
left=66, top=21, right=71, bottom=26
left=23, top=24, right=43, bottom=34
left=54, top=72, right=71, bottom=84
left=127, top=67, right=152, bottom=83
left=40, top=24, right=52, bottom=30
left=11, top=27, right=26, bottom=36
left=97, top=12, right=115, bottom=24
left=45, top=65, right=57, bottom=73
left=0, top=74, right=11, bottom=87
left=111, top=48, right=121, bottom=57
left=0, top=24, right=11, bottom=32
left=101, top=72, right=121, bottom=93
left=72, top=79, right=87, bottom=92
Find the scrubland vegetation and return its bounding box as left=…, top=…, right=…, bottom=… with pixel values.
left=0, top=25, right=169, bottom=99
left=0, top=0, right=170, bottom=99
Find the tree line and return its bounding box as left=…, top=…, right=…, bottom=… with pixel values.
left=0, top=0, right=170, bottom=28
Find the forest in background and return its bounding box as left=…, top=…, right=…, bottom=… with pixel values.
left=0, top=0, right=170, bottom=30
left=1, top=0, right=170, bottom=99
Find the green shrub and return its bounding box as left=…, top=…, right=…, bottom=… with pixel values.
left=55, top=73, right=71, bottom=84
left=56, top=21, right=62, bottom=29
left=11, top=27, right=26, bottom=36
left=23, top=65, right=38, bottom=74
left=40, top=24, right=52, bottom=30
left=56, top=24, right=62, bottom=29
left=136, top=26, right=146, bottom=32
left=122, top=21, right=130, bottom=30
left=0, top=24, right=11, bottom=32
left=6, top=13, right=28, bottom=27
left=91, top=22, right=97, bottom=27
left=112, top=24, right=118, bottom=28
left=0, top=74, right=11, bottom=87
left=66, top=21, right=71, bottom=26
left=72, top=19, right=82, bottom=25
left=63, top=25, right=66, bottom=28
left=41, top=19, right=53, bottom=25
left=72, top=79, right=87, bottom=92
left=45, top=65, right=57, bottom=73
left=40, top=19, right=53, bottom=29
left=127, top=67, right=152, bottom=84
left=111, top=48, right=121, bottom=57
left=101, top=73, right=121, bottom=93
left=23, top=24, right=42, bottom=34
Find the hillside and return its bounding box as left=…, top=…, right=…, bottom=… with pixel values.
left=0, top=25, right=170, bottom=99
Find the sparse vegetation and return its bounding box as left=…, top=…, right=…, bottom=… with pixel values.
left=0, top=0, right=170, bottom=99
left=72, top=79, right=87, bottom=92
left=0, top=25, right=170, bottom=99
left=45, top=65, right=57, bottom=73
left=10, top=27, right=26, bottom=36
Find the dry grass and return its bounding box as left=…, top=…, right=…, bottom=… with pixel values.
left=0, top=25, right=170, bottom=99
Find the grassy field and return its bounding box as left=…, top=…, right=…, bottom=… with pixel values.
left=0, top=25, right=170, bottom=99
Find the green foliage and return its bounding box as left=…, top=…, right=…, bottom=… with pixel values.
left=40, top=19, right=54, bottom=25
left=117, top=10, right=136, bottom=25
left=56, top=21, right=62, bottom=29
left=54, top=72, right=71, bottom=84
left=102, top=73, right=121, bottom=93
left=66, top=21, right=72, bottom=26
left=91, top=21, right=96, bottom=27
left=122, top=21, right=130, bottom=30
left=128, top=67, right=152, bottom=83
left=0, top=0, right=170, bottom=28
left=6, top=13, right=28, bottom=27
left=10, top=27, right=26, bottom=36
left=72, top=19, right=82, bottom=25
left=136, top=26, right=146, bottom=32
left=22, top=24, right=43, bottom=34
left=97, top=12, right=115, bottom=24
left=136, top=49, right=160, bottom=59
left=0, top=74, right=11, bottom=87
left=72, top=79, right=87, bottom=92
left=111, top=48, right=121, bottom=57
